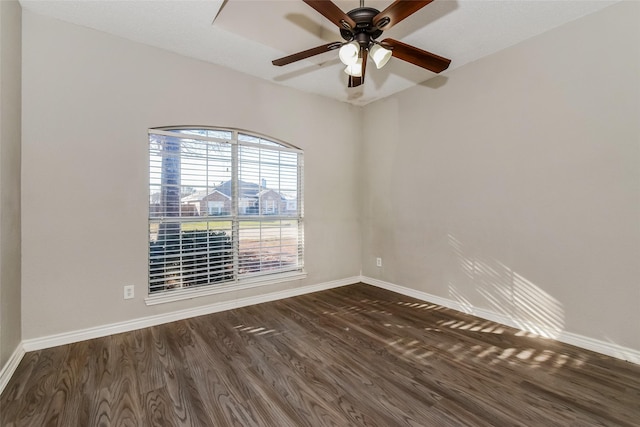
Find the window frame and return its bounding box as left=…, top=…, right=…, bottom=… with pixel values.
left=146, top=126, right=305, bottom=305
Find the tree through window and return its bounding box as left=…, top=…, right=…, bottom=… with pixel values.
left=148, top=128, right=304, bottom=295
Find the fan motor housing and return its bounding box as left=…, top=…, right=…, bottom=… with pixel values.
left=340, top=7, right=383, bottom=43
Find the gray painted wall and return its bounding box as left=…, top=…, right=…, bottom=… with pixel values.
left=21, top=10, right=362, bottom=339
left=0, top=0, right=22, bottom=368
left=361, top=2, right=640, bottom=351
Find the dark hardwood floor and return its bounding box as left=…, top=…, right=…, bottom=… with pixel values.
left=2, top=283, right=639, bottom=426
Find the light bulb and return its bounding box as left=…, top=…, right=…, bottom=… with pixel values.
left=338, top=41, right=360, bottom=66
left=344, top=58, right=363, bottom=77
left=370, top=44, right=392, bottom=69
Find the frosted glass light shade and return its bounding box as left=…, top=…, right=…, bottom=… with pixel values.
left=343, top=59, right=363, bottom=77
left=338, top=41, right=360, bottom=66
left=370, top=44, right=392, bottom=69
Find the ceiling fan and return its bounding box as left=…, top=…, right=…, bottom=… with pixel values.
left=272, top=0, right=451, bottom=88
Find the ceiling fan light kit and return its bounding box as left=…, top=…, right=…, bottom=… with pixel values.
left=272, top=0, right=451, bottom=88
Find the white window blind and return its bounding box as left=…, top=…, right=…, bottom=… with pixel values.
left=149, top=128, right=304, bottom=295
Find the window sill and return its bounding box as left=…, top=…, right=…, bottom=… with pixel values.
left=144, top=270, right=307, bottom=306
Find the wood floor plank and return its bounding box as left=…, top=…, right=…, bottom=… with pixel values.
left=129, top=327, right=167, bottom=395
left=37, top=340, right=96, bottom=427
left=143, top=386, right=180, bottom=427
left=84, top=333, right=144, bottom=427
left=2, top=283, right=639, bottom=426
left=176, top=327, right=270, bottom=426
left=159, top=322, right=219, bottom=427
left=1, top=344, right=70, bottom=426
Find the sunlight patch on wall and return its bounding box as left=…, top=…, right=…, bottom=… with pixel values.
left=447, top=234, right=565, bottom=339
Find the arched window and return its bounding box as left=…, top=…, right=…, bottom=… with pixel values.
left=148, top=127, right=304, bottom=301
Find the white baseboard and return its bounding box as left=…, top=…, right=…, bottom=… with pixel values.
left=13, top=273, right=639, bottom=385
left=361, top=276, right=640, bottom=365
left=555, top=330, right=640, bottom=365
left=22, top=276, right=358, bottom=352
left=0, top=342, right=25, bottom=396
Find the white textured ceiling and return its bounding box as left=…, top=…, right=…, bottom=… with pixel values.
left=20, top=0, right=619, bottom=106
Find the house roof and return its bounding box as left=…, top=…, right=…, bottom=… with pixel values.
left=257, top=189, right=285, bottom=200
left=180, top=180, right=280, bottom=203
left=215, top=180, right=262, bottom=198
left=180, top=190, right=210, bottom=203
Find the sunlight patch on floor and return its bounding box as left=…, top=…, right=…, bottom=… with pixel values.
left=234, top=324, right=278, bottom=336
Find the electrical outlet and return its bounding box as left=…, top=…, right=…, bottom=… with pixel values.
left=376, top=257, right=382, bottom=267
left=124, top=285, right=135, bottom=300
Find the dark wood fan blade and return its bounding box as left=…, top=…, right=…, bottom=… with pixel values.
left=381, top=38, right=450, bottom=73
left=373, top=0, right=433, bottom=30
left=348, top=48, right=367, bottom=88
left=272, top=41, right=342, bottom=66
left=360, top=48, right=368, bottom=84
left=303, top=0, right=356, bottom=31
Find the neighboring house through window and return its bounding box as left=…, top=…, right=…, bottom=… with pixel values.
left=148, top=127, right=304, bottom=299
